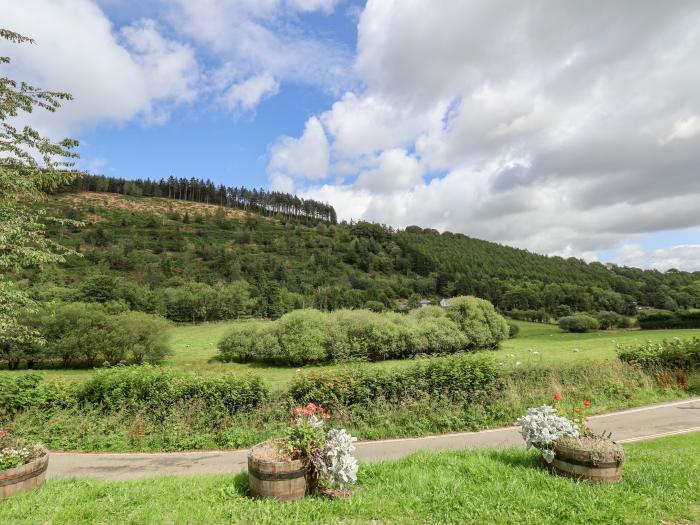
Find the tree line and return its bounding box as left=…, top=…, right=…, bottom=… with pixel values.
left=59, top=174, right=337, bottom=224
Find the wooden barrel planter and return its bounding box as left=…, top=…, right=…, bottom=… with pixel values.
left=0, top=453, right=49, bottom=500
left=248, top=441, right=310, bottom=501
left=549, top=440, right=624, bottom=483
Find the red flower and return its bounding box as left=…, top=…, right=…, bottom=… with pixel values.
left=307, top=403, right=317, bottom=411
left=294, top=407, right=304, bottom=415
left=322, top=412, right=330, bottom=420
left=553, top=392, right=562, bottom=401
left=583, top=400, right=591, bottom=407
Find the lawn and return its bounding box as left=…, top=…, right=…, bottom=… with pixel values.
left=28, top=320, right=700, bottom=390
left=1, top=432, right=698, bottom=524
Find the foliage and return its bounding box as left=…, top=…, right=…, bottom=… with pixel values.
left=508, top=321, right=520, bottom=338
left=637, top=309, right=700, bottom=329
left=60, top=173, right=337, bottom=224
left=558, top=314, right=600, bottom=333
left=516, top=405, right=579, bottom=462
left=218, top=299, right=507, bottom=366
left=0, top=28, right=81, bottom=345
left=0, top=430, right=46, bottom=471
left=444, top=296, right=509, bottom=348
left=1, top=303, right=172, bottom=369
left=288, top=354, right=503, bottom=408
left=284, top=403, right=329, bottom=459
left=617, top=337, right=700, bottom=370
left=76, top=365, right=268, bottom=415
left=595, top=310, right=632, bottom=330
left=317, top=428, right=358, bottom=488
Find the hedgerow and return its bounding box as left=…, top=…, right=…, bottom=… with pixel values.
left=217, top=297, right=509, bottom=366
left=288, top=354, right=504, bottom=408
left=637, top=309, right=700, bottom=330
left=616, top=337, right=700, bottom=370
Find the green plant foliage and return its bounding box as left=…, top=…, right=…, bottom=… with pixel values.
left=288, top=354, right=503, bottom=408
left=218, top=300, right=507, bottom=366
left=617, top=338, right=700, bottom=370
left=558, top=314, right=600, bottom=333
left=637, top=309, right=700, bottom=329
left=445, top=296, right=509, bottom=348
left=76, top=365, right=268, bottom=415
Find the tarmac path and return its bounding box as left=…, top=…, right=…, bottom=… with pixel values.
left=47, top=397, right=700, bottom=481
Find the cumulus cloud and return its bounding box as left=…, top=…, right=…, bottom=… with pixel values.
left=220, top=73, right=280, bottom=112
left=269, top=116, right=330, bottom=180
left=1, top=0, right=198, bottom=136
left=614, top=244, right=700, bottom=272
left=356, top=149, right=424, bottom=193
left=287, top=0, right=341, bottom=14
left=269, top=0, right=700, bottom=268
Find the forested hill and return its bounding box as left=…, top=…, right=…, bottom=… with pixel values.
left=23, top=191, right=700, bottom=323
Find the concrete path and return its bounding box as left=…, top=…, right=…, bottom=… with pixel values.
left=47, top=397, right=700, bottom=481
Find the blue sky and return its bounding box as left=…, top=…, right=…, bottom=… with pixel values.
left=4, top=1, right=700, bottom=271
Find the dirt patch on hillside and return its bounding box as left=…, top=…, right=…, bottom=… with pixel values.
left=54, top=192, right=270, bottom=222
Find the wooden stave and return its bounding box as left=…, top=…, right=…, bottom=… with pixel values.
left=0, top=453, right=49, bottom=500
left=247, top=443, right=309, bottom=501
left=549, top=443, right=624, bottom=483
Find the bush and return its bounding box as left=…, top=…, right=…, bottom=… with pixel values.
left=0, top=373, right=73, bottom=420
left=288, top=354, right=503, bottom=408
left=26, top=303, right=172, bottom=368
left=558, top=314, right=600, bottom=333
left=617, top=338, right=700, bottom=370
left=76, top=366, right=268, bottom=415
left=445, top=296, right=509, bottom=348
left=595, top=311, right=631, bottom=330
left=217, top=300, right=507, bottom=366
left=638, top=309, right=700, bottom=330
left=508, top=322, right=520, bottom=338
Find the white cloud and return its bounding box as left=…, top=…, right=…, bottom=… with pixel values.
left=221, top=73, right=280, bottom=112
left=287, top=0, right=340, bottom=14
left=614, top=244, right=700, bottom=272
left=2, top=0, right=198, bottom=136
left=269, top=116, right=330, bottom=179
left=356, top=148, right=424, bottom=193
left=268, top=0, right=700, bottom=268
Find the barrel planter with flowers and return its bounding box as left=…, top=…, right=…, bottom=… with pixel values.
left=248, top=403, right=358, bottom=500
left=517, top=394, right=625, bottom=483
left=0, top=431, right=49, bottom=500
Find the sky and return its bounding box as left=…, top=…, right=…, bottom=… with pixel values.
left=3, top=0, right=700, bottom=271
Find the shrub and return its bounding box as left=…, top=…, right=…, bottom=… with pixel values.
left=28, top=303, right=172, bottom=368
left=411, top=317, right=470, bottom=354
left=0, top=373, right=73, bottom=420
left=595, top=311, right=630, bottom=330
left=445, top=296, right=509, bottom=348
left=217, top=321, right=275, bottom=363
left=508, top=322, right=520, bottom=338
left=275, top=309, right=329, bottom=365
left=638, top=309, right=700, bottom=330
left=76, top=366, right=268, bottom=415
left=326, top=310, right=409, bottom=362
left=408, top=305, right=446, bottom=321
left=288, top=354, right=503, bottom=408
left=558, top=314, right=600, bottom=333
left=617, top=338, right=700, bottom=370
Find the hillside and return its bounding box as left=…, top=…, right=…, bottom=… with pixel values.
left=18, top=190, right=700, bottom=322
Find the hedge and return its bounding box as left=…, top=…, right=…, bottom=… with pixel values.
left=288, top=354, right=504, bottom=408
left=76, top=366, right=269, bottom=414
left=218, top=297, right=509, bottom=366
left=637, top=309, right=700, bottom=330
left=558, top=314, right=600, bottom=333
left=617, top=338, right=700, bottom=370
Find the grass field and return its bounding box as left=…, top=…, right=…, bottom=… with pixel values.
left=26, top=320, right=700, bottom=390
left=1, top=432, right=698, bottom=524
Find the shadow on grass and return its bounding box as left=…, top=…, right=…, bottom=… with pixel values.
left=229, top=472, right=250, bottom=497
left=484, top=449, right=544, bottom=472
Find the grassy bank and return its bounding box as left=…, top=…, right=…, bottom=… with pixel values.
left=6, top=358, right=696, bottom=452
left=1, top=432, right=698, bottom=524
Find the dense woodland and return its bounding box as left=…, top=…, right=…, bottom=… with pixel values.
left=13, top=189, right=698, bottom=324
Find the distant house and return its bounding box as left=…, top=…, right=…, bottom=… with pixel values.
left=394, top=298, right=410, bottom=311
left=439, top=298, right=450, bottom=307
left=419, top=298, right=431, bottom=307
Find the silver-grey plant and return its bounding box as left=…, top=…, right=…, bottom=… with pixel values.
left=516, top=405, right=579, bottom=462
left=320, top=428, right=358, bottom=487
